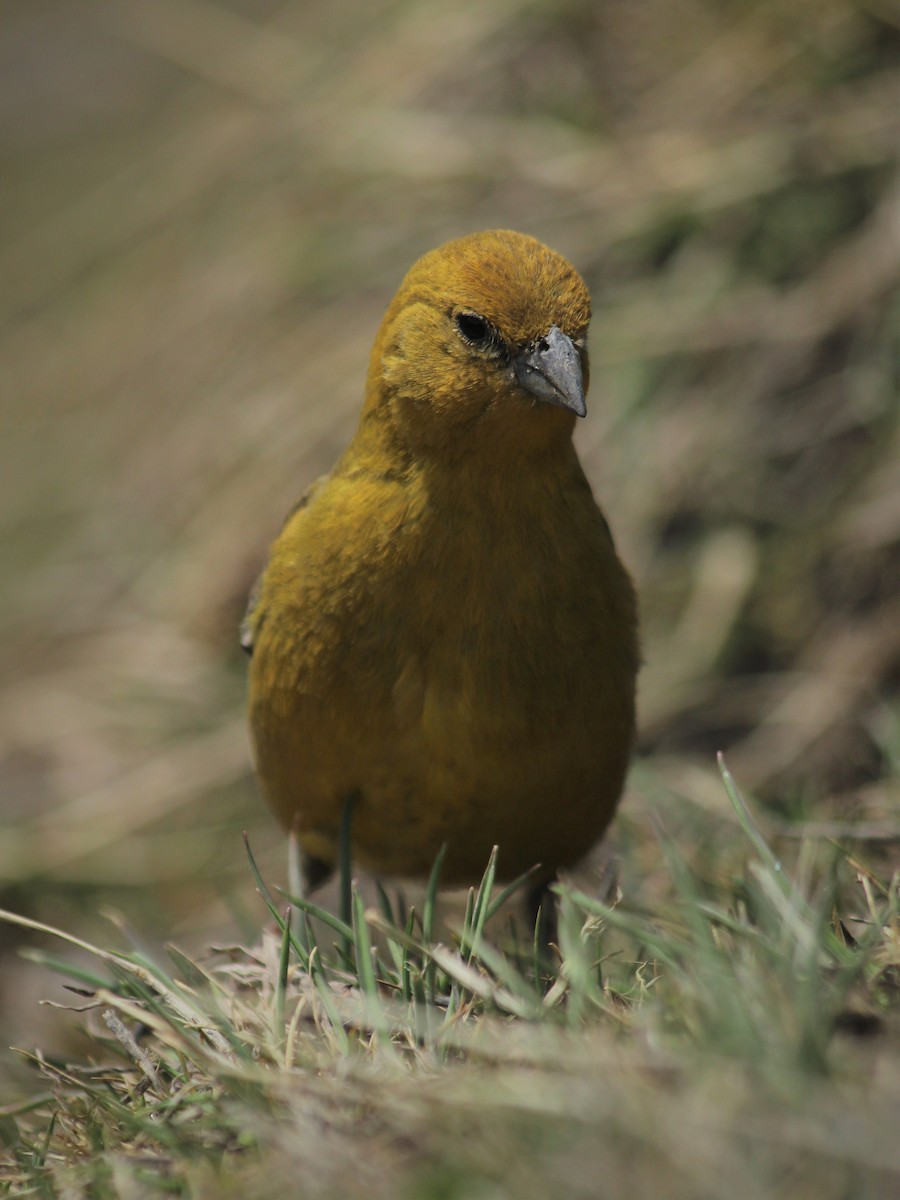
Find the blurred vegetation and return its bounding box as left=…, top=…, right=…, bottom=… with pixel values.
left=1, top=0, right=898, bottom=1144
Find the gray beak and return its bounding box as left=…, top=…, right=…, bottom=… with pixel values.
left=513, top=325, right=586, bottom=418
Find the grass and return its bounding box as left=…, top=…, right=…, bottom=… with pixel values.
left=1, top=758, right=897, bottom=1199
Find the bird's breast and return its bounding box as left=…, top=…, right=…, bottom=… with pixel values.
left=249, top=464, right=637, bottom=881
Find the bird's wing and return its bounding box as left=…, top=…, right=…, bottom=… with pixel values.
left=239, top=474, right=329, bottom=656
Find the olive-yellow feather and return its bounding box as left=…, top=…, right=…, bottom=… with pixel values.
left=244, top=229, right=638, bottom=888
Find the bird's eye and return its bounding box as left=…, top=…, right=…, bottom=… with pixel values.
left=455, top=311, right=491, bottom=346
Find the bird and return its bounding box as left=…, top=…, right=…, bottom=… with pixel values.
left=242, top=229, right=638, bottom=909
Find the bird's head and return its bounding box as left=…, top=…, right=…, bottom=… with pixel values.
left=363, top=230, right=592, bottom=459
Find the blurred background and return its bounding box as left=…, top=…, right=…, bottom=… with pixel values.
left=2, top=0, right=898, bottom=1086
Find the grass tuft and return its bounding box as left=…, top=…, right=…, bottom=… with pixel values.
left=1, top=763, right=898, bottom=1198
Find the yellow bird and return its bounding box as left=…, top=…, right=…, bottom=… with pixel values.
left=242, top=230, right=638, bottom=902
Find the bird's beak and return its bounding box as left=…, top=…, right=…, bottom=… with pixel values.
left=513, top=325, right=586, bottom=418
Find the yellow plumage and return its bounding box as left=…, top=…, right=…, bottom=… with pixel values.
left=244, top=230, right=638, bottom=888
